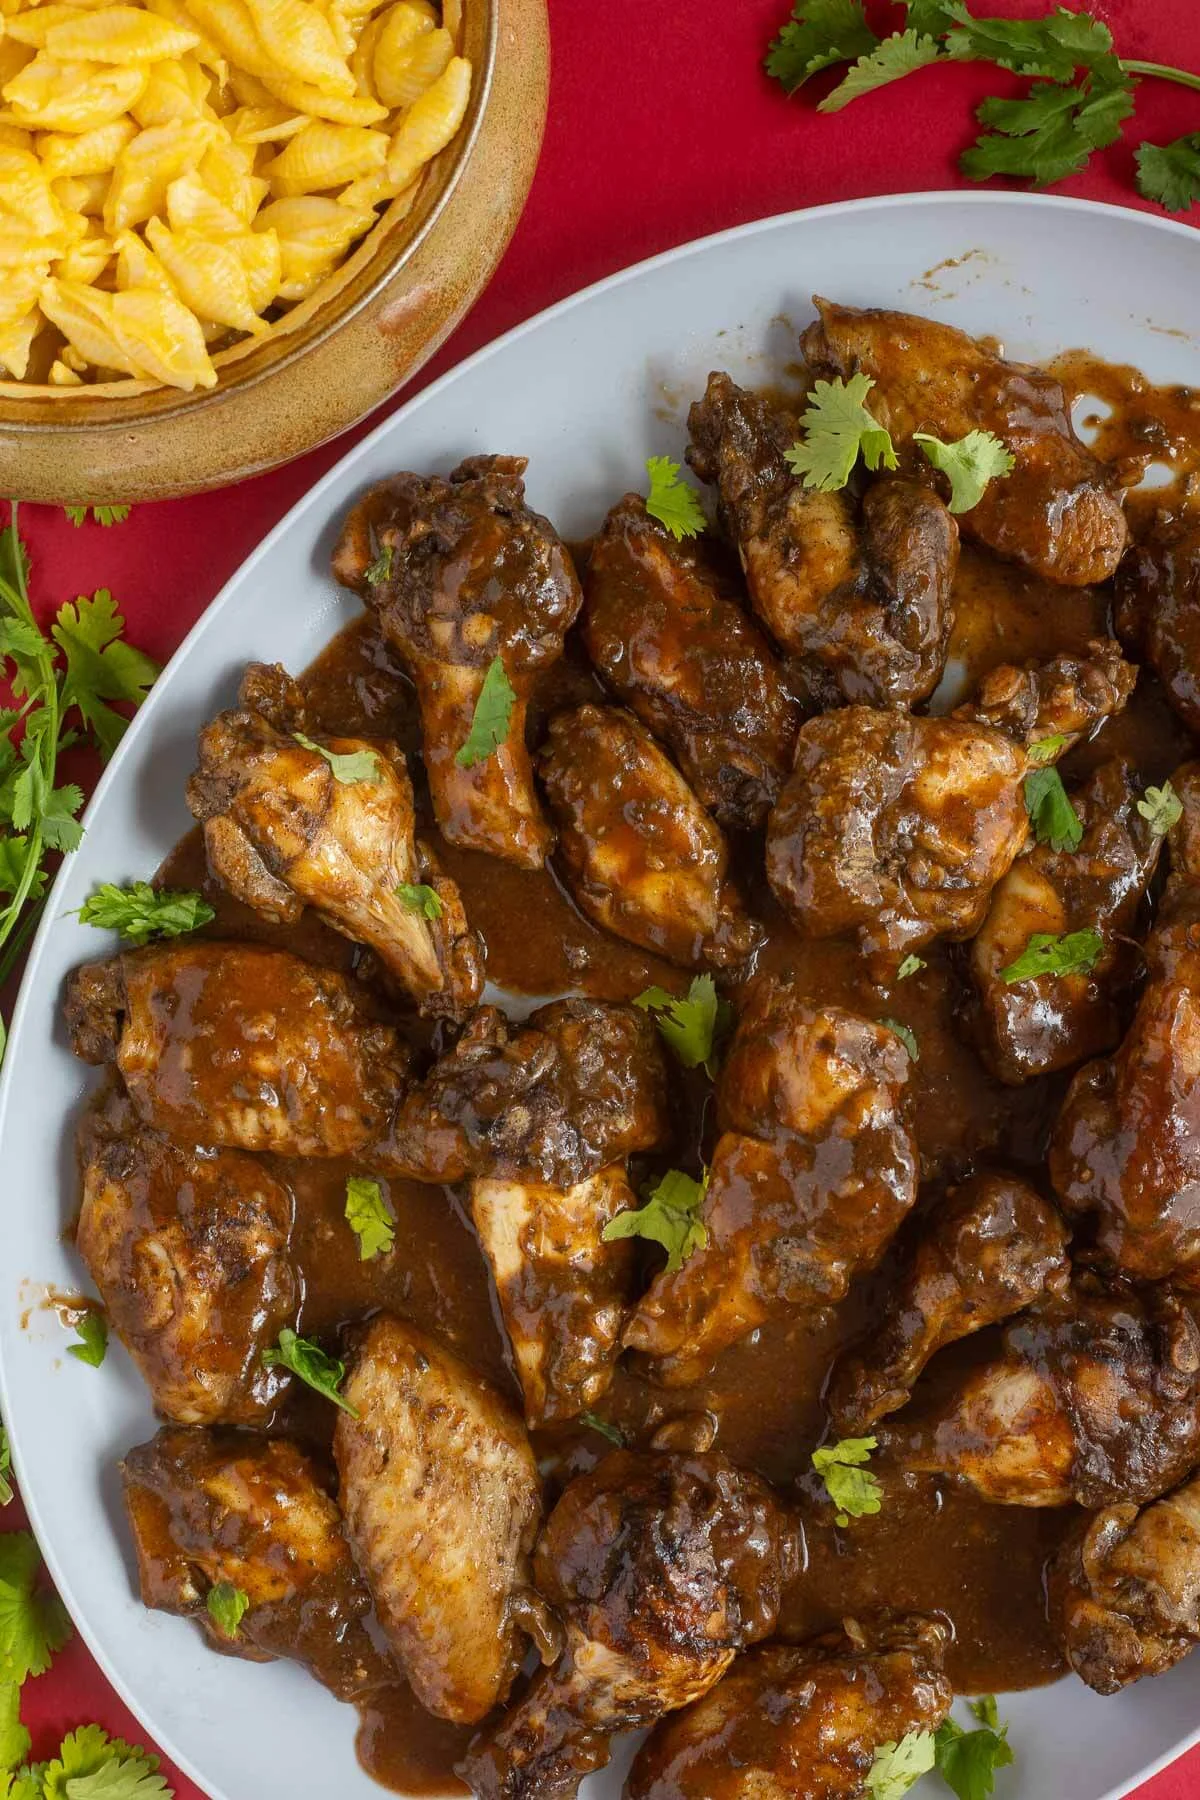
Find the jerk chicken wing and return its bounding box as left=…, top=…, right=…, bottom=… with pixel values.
left=624, top=980, right=918, bottom=1387
left=537, top=704, right=761, bottom=970
left=334, top=1313, right=542, bottom=1724
left=187, top=662, right=483, bottom=1019
left=460, top=1449, right=786, bottom=1800
left=122, top=1427, right=388, bottom=1698
left=332, top=457, right=582, bottom=869
left=626, top=1615, right=952, bottom=1800
left=582, top=494, right=801, bottom=828
left=77, top=1085, right=296, bottom=1425
left=65, top=942, right=410, bottom=1158
left=827, top=1173, right=1070, bottom=1436
left=800, top=297, right=1129, bottom=585
left=1115, top=521, right=1200, bottom=736
left=686, top=372, right=958, bottom=709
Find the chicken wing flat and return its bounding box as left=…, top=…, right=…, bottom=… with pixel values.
left=537, top=704, right=761, bottom=970
left=624, top=981, right=918, bottom=1386
left=799, top=297, right=1128, bottom=585
left=582, top=494, right=800, bottom=828
left=883, top=1280, right=1200, bottom=1508
left=686, top=372, right=958, bottom=709
left=334, top=1313, right=542, bottom=1724
left=332, top=457, right=582, bottom=869
left=460, top=1449, right=786, bottom=1800
left=1115, top=522, right=1200, bottom=736
left=626, top=1614, right=952, bottom=1800
left=188, top=662, right=483, bottom=1019
left=1048, top=1467, right=1200, bottom=1694
left=969, top=761, right=1162, bottom=1085
left=122, top=1426, right=387, bottom=1699
left=956, top=640, right=1137, bottom=749
left=77, top=1085, right=296, bottom=1425
left=65, top=942, right=410, bottom=1158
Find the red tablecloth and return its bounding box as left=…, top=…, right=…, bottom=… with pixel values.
left=9, top=0, right=1200, bottom=1793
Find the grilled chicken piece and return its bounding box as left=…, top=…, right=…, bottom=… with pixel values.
left=1048, top=1467, right=1200, bottom=1694
left=187, top=662, right=483, bottom=1019
left=77, top=1085, right=296, bottom=1425
left=766, top=643, right=1135, bottom=968
left=882, top=1279, right=1200, bottom=1509
left=969, top=761, right=1162, bottom=1085
left=64, top=942, right=410, bottom=1158
left=1115, top=522, right=1200, bottom=736
left=332, top=456, right=582, bottom=869
left=626, top=1614, right=952, bottom=1800
left=460, top=1449, right=786, bottom=1800
left=581, top=494, right=800, bottom=827
left=334, top=1314, right=542, bottom=1724
left=624, top=980, right=918, bottom=1387
left=800, top=296, right=1129, bottom=585
left=537, top=704, right=762, bottom=970
left=686, top=372, right=958, bottom=709
left=827, top=1173, right=1070, bottom=1435
left=122, top=1427, right=387, bottom=1699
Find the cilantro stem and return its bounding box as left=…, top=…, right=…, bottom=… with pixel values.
left=0, top=503, right=60, bottom=950
left=1122, top=59, right=1200, bottom=92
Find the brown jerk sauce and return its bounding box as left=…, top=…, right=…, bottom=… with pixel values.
left=134, top=350, right=1200, bottom=1793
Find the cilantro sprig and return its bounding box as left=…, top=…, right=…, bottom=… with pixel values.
left=455, top=656, right=517, bottom=769
left=935, top=1697, right=1015, bottom=1800
left=395, top=882, right=443, bottom=920
left=73, top=882, right=214, bottom=946
left=1138, top=781, right=1183, bottom=836
left=262, top=1328, right=359, bottom=1417
left=67, top=1311, right=107, bottom=1369
left=35, top=1725, right=170, bottom=1800
left=602, top=1168, right=709, bottom=1272
left=1002, top=928, right=1102, bottom=984
left=913, top=431, right=1014, bottom=513
left=633, top=976, right=732, bottom=1074
left=644, top=457, right=707, bottom=540
left=812, top=1434, right=882, bottom=1526
left=866, top=1729, right=936, bottom=1799
left=1024, top=766, right=1082, bottom=853
left=784, top=377, right=1010, bottom=509
left=345, top=1176, right=395, bottom=1261
left=205, top=1581, right=249, bottom=1641
left=292, top=733, right=379, bottom=786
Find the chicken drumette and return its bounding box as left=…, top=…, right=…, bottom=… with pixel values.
left=624, top=979, right=918, bottom=1387
left=77, top=1084, right=297, bottom=1425
left=827, top=1173, right=1070, bottom=1436
left=65, top=942, right=410, bottom=1158
left=460, top=1448, right=787, bottom=1800
left=537, top=704, right=761, bottom=970
left=626, top=1614, right=952, bottom=1800
left=1048, top=1465, right=1200, bottom=1694
left=122, top=1427, right=388, bottom=1699
left=1115, top=521, right=1200, bottom=736
left=188, top=662, right=483, bottom=1019
left=800, top=297, right=1129, bottom=585
left=332, top=457, right=582, bottom=869
left=686, top=372, right=958, bottom=710
left=335, top=1314, right=542, bottom=1723
left=766, top=641, right=1135, bottom=969
left=581, top=494, right=801, bottom=828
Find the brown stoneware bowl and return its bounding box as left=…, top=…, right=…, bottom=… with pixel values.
left=0, top=0, right=548, bottom=504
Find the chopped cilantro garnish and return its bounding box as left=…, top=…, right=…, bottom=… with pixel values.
left=914, top=429, right=1014, bottom=512
left=935, top=1697, right=1015, bottom=1800
left=811, top=1435, right=882, bottom=1526
left=293, top=733, right=379, bottom=786
left=395, top=883, right=444, bottom=920
left=74, top=882, right=214, bottom=946
left=880, top=1016, right=919, bottom=1061
left=602, top=1169, right=709, bottom=1273
left=345, top=1176, right=395, bottom=1261
left=364, top=544, right=393, bottom=586
left=1137, top=781, right=1183, bottom=836
left=896, top=954, right=925, bottom=980
left=644, top=457, right=707, bottom=540
left=455, top=656, right=517, bottom=769
left=784, top=373, right=897, bottom=491
left=1024, top=766, right=1082, bottom=853
left=67, top=1311, right=107, bottom=1368
left=1026, top=733, right=1067, bottom=765
left=633, top=976, right=732, bottom=1074
left=1002, top=928, right=1103, bottom=985
left=205, top=1582, right=249, bottom=1641
left=866, top=1731, right=937, bottom=1799
left=262, top=1328, right=359, bottom=1417
left=578, top=1411, right=625, bottom=1447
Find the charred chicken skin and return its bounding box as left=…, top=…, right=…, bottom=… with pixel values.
left=582, top=494, right=801, bottom=829
left=686, top=372, right=959, bottom=710
left=187, top=661, right=483, bottom=1019
left=460, top=1449, right=786, bottom=1800
left=332, top=456, right=582, bottom=869
left=626, top=1614, right=952, bottom=1800
left=799, top=296, right=1129, bottom=585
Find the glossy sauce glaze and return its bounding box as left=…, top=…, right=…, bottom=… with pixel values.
left=144, top=353, right=1200, bottom=1794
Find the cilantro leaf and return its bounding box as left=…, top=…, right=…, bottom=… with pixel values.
left=896, top=954, right=925, bottom=980
left=785, top=373, right=897, bottom=492
left=1024, top=766, right=1082, bottom=852
left=1002, top=928, right=1103, bottom=985
left=0, top=1532, right=72, bottom=1686
left=644, top=457, right=707, bottom=541
left=1137, top=782, right=1183, bottom=836
left=812, top=1435, right=882, bottom=1527
left=0, top=1683, right=29, bottom=1775
left=0, top=1427, right=10, bottom=1508
left=1027, top=733, right=1067, bottom=766
left=63, top=506, right=131, bottom=529
left=914, top=429, right=1014, bottom=512
left=395, top=882, right=443, bottom=920
left=40, top=786, right=84, bottom=855
left=866, top=1730, right=937, bottom=1800
left=53, top=591, right=158, bottom=760
left=1137, top=135, right=1200, bottom=213
left=67, top=1311, right=107, bottom=1368
left=819, top=29, right=942, bottom=112
left=74, top=882, right=215, bottom=946
left=633, top=976, right=732, bottom=1074
left=935, top=1701, right=1014, bottom=1800
left=944, top=4, right=1113, bottom=79
left=42, top=1726, right=168, bottom=1800
left=455, top=656, right=517, bottom=769
left=364, top=545, right=393, bottom=585
left=602, top=1169, right=709, bottom=1273
left=880, top=1016, right=919, bottom=1061
left=961, top=58, right=1133, bottom=186
left=345, top=1176, right=395, bottom=1261
left=578, top=1411, right=624, bottom=1447
left=292, top=733, right=379, bottom=786
left=205, top=1582, right=248, bottom=1640
left=262, top=1328, right=358, bottom=1416
left=765, top=0, right=878, bottom=93
left=905, top=0, right=957, bottom=31
left=970, top=1696, right=1000, bottom=1729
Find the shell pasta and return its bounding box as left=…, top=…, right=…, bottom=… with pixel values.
left=0, top=0, right=472, bottom=389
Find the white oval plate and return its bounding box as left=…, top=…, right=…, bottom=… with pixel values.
left=3, top=192, right=1199, bottom=1800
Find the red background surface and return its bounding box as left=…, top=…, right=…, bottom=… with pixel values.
left=7, top=0, right=1200, bottom=1794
